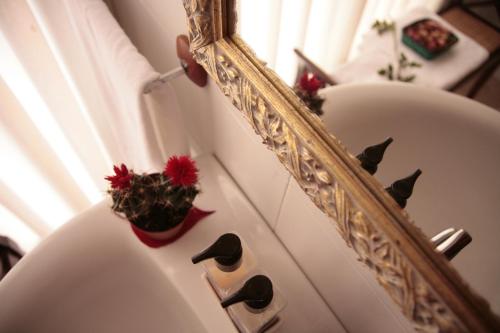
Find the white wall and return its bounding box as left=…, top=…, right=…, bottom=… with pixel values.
left=111, top=1, right=415, bottom=331
left=110, top=0, right=290, bottom=227
left=110, top=0, right=213, bottom=154
left=275, top=179, right=415, bottom=332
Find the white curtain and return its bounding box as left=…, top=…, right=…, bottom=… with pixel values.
left=0, top=0, right=186, bottom=251
left=238, top=0, right=446, bottom=84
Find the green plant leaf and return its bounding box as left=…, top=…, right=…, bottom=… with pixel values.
left=400, top=75, right=416, bottom=82
left=372, top=20, right=395, bottom=35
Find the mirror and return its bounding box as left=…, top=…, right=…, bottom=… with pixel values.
left=183, top=0, right=500, bottom=331
left=238, top=0, right=500, bottom=315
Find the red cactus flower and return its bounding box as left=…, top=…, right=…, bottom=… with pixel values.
left=164, top=155, right=198, bottom=187
left=105, top=164, right=133, bottom=190
left=299, top=72, right=323, bottom=95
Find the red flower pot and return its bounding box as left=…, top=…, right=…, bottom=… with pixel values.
left=133, top=220, right=184, bottom=241
left=130, top=206, right=214, bottom=248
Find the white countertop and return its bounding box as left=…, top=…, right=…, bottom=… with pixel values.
left=137, top=154, right=345, bottom=332
left=0, top=154, right=344, bottom=333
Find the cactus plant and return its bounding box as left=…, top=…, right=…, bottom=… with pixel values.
left=106, top=156, right=199, bottom=232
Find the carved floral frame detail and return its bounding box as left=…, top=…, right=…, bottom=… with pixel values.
left=182, top=1, right=499, bottom=332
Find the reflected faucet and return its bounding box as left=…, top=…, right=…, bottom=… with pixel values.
left=431, top=228, right=472, bottom=260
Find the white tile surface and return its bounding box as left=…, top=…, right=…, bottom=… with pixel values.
left=211, top=87, right=291, bottom=228
left=275, top=179, right=415, bottom=333
left=113, top=0, right=290, bottom=228
left=188, top=155, right=343, bottom=332
left=112, top=0, right=215, bottom=154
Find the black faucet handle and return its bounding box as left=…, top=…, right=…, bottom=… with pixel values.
left=385, top=169, right=422, bottom=208
left=356, top=137, right=394, bottom=175
left=221, top=275, right=274, bottom=310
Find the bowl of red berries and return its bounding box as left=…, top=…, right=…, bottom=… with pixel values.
left=402, top=18, right=458, bottom=60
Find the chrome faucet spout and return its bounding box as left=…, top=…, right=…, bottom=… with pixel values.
left=432, top=229, right=472, bottom=261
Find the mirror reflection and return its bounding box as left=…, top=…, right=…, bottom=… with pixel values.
left=239, top=0, right=500, bottom=314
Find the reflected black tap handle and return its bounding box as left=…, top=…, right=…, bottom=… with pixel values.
left=385, top=169, right=422, bottom=208
left=221, top=275, right=273, bottom=310
left=356, top=137, right=394, bottom=175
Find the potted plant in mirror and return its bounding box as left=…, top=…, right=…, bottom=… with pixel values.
left=294, top=71, right=326, bottom=116
left=106, top=155, right=210, bottom=246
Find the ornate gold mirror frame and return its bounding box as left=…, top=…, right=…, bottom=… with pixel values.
left=182, top=1, right=500, bottom=331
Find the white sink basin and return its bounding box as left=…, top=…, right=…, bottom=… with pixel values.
left=0, top=201, right=206, bottom=333
left=321, top=82, right=500, bottom=313
left=0, top=155, right=343, bottom=332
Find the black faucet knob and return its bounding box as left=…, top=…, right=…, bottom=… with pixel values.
left=356, top=137, right=394, bottom=175
left=221, top=275, right=274, bottom=310
left=385, top=169, right=422, bottom=208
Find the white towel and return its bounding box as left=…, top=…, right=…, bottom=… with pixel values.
left=64, top=0, right=188, bottom=172
left=331, top=7, right=489, bottom=90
